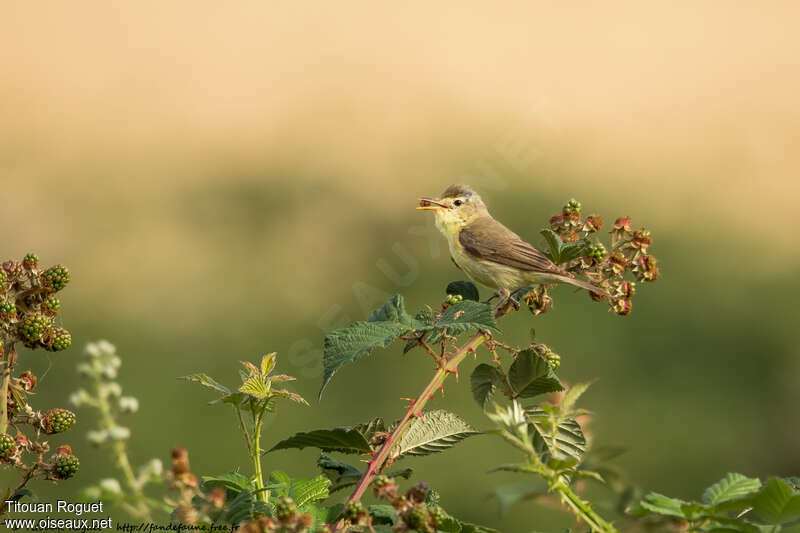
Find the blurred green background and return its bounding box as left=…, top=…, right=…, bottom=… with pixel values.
left=2, top=2, right=799, bottom=531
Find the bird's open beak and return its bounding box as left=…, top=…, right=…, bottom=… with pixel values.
left=417, top=197, right=449, bottom=210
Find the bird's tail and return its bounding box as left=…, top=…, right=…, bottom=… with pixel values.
left=553, top=274, right=612, bottom=299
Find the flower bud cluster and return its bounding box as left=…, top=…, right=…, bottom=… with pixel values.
left=548, top=202, right=660, bottom=315
left=370, top=478, right=451, bottom=533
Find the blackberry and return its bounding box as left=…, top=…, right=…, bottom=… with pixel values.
left=42, top=296, right=60, bottom=314
left=343, top=501, right=366, bottom=522
left=19, top=312, right=50, bottom=342
left=43, top=408, right=77, bottom=434
left=403, top=506, right=431, bottom=532
left=546, top=351, right=561, bottom=371
left=54, top=453, right=80, bottom=479
left=22, top=253, right=39, bottom=270
left=0, top=300, right=16, bottom=319
left=274, top=496, right=296, bottom=520
left=0, top=434, right=16, bottom=460
left=43, top=265, right=70, bottom=292
left=47, top=327, right=72, bottom=352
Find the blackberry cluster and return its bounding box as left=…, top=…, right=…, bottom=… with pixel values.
left=43, top=408, right=77, bottom=434
left=54, top=452, right=80, bottom=479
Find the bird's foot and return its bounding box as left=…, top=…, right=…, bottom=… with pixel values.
left=493, top=288, right=521, bottom=314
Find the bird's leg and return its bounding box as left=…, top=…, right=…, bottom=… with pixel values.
left=493, top=288, right=521, bottom=314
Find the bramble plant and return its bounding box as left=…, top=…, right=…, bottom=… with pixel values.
left=0, top=254, right=78, bottom=513
left=12, top=199, right=800, bottom=533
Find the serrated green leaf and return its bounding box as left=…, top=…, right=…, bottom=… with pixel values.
left=432, top=508, right=462, bottom=532
left=288, top=475, right=330, bottom=507
left=268, top=470, right=291, bottom=497
left=559, top=239, right=592, bottom=263
left=321, top=296, right=419, bottom=396
left=268, top=427, right=373, bottom=455
left=389, top=410, right=479, bottom=460
left=470, top=364, right=504, bottom=410
left=527, top=408, right=586, bottom=463
left=540, top=229, right=564, bottom=263
left=272, top=389, right=310, bottom=406
left=446, top=280, right=480, bottom=301
left=753, top=478, right=800, bottom=524
left=178, top=373, right=231, bottom=395
left=639, top=492, right=687, bottom=518
left=216, top=392, right=249, bottom=406
left=366, top=295, right=419, bottom=326
left=201, top=472, right=254, bottom=493
left=508, top=350, right=564, bottom=398
left=433, top=300, right=499, bottom=334
left=704, top=473, right=762, bottom=506
left=260, top=353, right=277, bottom=375
left=369, top=504, right=398, bottom=525
left=239, top=374, right=271, bottom=399
left=302, top=503, right=343, bottom=530
left=317, top=453, right=412, bottom=494
left=217, top=489, right=256, bottom=524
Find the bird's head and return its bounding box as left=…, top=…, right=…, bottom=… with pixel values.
left=417, top=184, right=489, bottom=232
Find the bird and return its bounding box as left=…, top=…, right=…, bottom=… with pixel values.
left=417, top=184, right=610, bottom=305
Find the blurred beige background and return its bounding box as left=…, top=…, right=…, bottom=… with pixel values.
left=2, top=2, right=799, bottom=531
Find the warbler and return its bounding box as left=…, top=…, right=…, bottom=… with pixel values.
left=417, top=184, right=609, bottom=303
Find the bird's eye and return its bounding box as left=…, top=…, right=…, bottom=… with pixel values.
left=454, top=199, right=463, bottom=207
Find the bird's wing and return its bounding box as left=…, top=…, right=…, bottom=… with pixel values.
left=459, top=217, right=566, bottom=274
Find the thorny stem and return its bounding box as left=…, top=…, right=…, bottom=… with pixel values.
left=338, top=330, right=488, bottom=524
left=0, top=343, right=15, bottom=436
left=556, top=480, right=617, bottom=533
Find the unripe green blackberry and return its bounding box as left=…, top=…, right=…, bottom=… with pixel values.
left=43, top=408, right=77, bottom=434
left=274, top=496, right=296, bottom=520
left=53, top=453, right=80, bottom=479
left=43, top=265, right=70, bottom=292
left=0, top=269, right=6, bottom=289
left=563, top=198, right=582, bottom=214
left=342, top=501, right=366, bottom=522
left=47, top=327, right=72, bottom=352
left=445, top=294, right=463, bottom=305
left=402, top=506, right=431, bottom=531
left=19, top=312, right=50, bottom=342
left=0, top=434, right=17, bottom=460
left=0, top=300, right=16, bottom=319
left=42, top=296, right=60, bottom=314
left=428, top=505, right=448, bottom=526
left=545, top=351, right=561, bottom=371
left=23, top=253, right=39, bottom=270
left=373, top=475, right=390, bottom=488
left=589, top=243, right=607, bottom=262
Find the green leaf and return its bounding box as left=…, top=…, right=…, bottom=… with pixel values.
left=703, top=473, right=762, bottom=506
left=639, top=492, right=687, bottom=518
left=446, top=280, right=480, bottom=302
left=508, top=350, right=564, bottom=398
left=321, top=295, right=421, bottom=396
left=559, top=239, right=592, bottom=263
left=494, top=480, right=547, bottom=513
left=389, top=410, right=479, bottom=460
left=272, top=389, right=310, bottom=406
left=302, top=503, right=343, bottom=530
left=216, top=489, right=256, bottom=524
left=470, top=364, right=504, bottom=410
left=540, top=229, right=564, bottom=263
left=527, top=409, right=586, bottom=463
left=368, top=504, right=398, bottom=525
left=178, top=373, right=231, bottom=396
left=366, top=295, right=419, bottom=326
left=268, top=427, right=373, bottom=455
left=260, top=353, right=277, bottom=375
left=288, top=475, right=331, bottom=507
left=753, top=478, right=800, bottom=525
left=433, top=300, right=499, bottom=334
left=200, top=472, right=254, bottom=493
left=239, top=374, right=271, bottom=399
left=317, top=453, right=412, bottom=494
left=432, top=508, right=462, bottom=532
left=268, top=470, right=292, bottom=497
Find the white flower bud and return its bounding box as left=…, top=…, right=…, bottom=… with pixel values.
left=108, top=426, right=131, bottom=440
left=87, top=430, right=109, bottom=445
left=99, top=478, right=122, bottom=495
left=119, top=396, right=139, bottom=414
left=69, top=389, right=90, bottom=407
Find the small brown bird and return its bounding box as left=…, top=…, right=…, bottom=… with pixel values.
left=417, top=184, right=609, bottom=303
